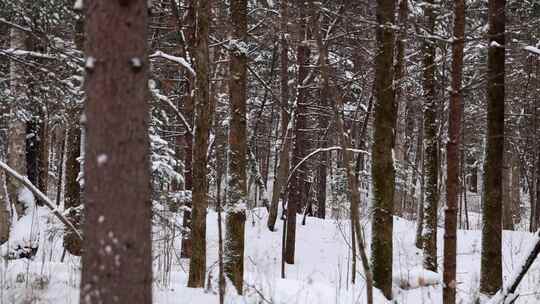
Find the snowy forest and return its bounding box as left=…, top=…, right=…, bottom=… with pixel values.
left=0, top=0, right=539, bottom=303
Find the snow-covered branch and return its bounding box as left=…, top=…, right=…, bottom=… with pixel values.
left=150, top=50, right=196, bottom=76
left=0, top=160, right=83, bottom=241
left=486, top=231, right=540, bottom=304
left=0, top=48, right=57, bottom=60
left=524, top=45, right=540, bottom=56
left=285, top=146, right=370, bottom=189
left=153, top=90, right=194, bottom=136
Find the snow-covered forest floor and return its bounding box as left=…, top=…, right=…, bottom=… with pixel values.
left=1, top=208, right=539, bottom=304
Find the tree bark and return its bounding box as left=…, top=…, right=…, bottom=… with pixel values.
left=0, top=171, right=9, bottom=244
left=188, top=0, right=212, bottom=288
left=64, top=118, right=82, bottom=256
left=224, top=0, right=248, bottom=294
left=267, top=0, right=290, bottom=231
left=180, top=0, right=196, bottom=259
left=285, top=40, right=310, bottom=265
left=421, top=0, right=439, bottom=273
left=80, top=0, right=152, bottom=302
left=443, top=1, right=465, bottom=302
left=480, top=0, right=506, bottom=296
left=371, top=0, right=396, bottom=299
left=7, top=25, right=28, bottom=220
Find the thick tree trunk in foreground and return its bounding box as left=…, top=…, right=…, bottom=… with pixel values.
left=80, top=1, right=152, bottom=303
left=371, top=0, right=396, bottom=299
left=421, top=0, right=439, bottom=273
left=480, top=0, right=505, bottom=296
left=188, top=0, right=212, bottom=288
left=224, top=0, right=248, bottom=294
left=443, top=1, right=465, bottom=303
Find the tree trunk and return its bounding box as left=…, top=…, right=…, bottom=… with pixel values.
left=188, top=0, right=212, bottom=288
left=480, top=0, right=506, bottom=296
left=26, top=119, right=40, bottom=187
left=180, top=0, right=196, bottom=259
left=64, top=119, right=82, bottom=256
left=224, top=0, right=248, bottom=294
left=371, top=0, right=396, bottom=299
left=80, top=1, right=152, bottom=303
left=7, top=25, right=28, bottom=220
left=421, top=0, right=439, bottom=273
left=0, top=170, right=9, bottom=244
left=502, top=151, right=514, bottom=230
left=55, top=127, right=65, bottom=207
left=443, top=1, right=465, bottom=303
left=38, top=115, right=49, bottom=194
left=267, top=0, right=290, bottom=231
left=285, top=39, right=310, bottom=265
left=392, top=0, right=409, bottom=217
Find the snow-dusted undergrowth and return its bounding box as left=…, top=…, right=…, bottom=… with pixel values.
left=1, top=209, right=540, bottom=303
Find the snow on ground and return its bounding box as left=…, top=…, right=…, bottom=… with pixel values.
left=1, top=208, right=540, bottom=303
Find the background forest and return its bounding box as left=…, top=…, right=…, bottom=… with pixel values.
left=0, top=0, right=539, bottom=303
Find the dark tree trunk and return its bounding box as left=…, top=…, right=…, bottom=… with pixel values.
left=480, top=0, right=506, bottom=296
left=421, top=0, right=439, bottom=273
left=55, top=128, right=65, bottom=207
left=267, top=0, right=290, bottom=231
left=26, top=120, right=39, bottom=187
left=180, top=0, right=196, bottom=259
left=80, top=1, right=152, bottom=303
left=188, top=0, right=212, bottom=288
left=285, top=39, right=310, bottom=265
left=443, top=0, right=465, bottom=303
left=7, top=25, right=28, bottom=221
left=371, top=0, right=396, bottom=299
left=38, top=115, right=49, bottom=194
left=224, top=0, right=248, bottom=294
left=64, top=120, right=82, bottom=256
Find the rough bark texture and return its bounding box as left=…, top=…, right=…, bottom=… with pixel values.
left=38, top=117, right=49, bottom=194
left=285, top=41, right=309, bottom=264
left=371, top=0, right=396, bottom=299
left=80, top=1, right=152, bottom=303
left=26, top=120, right=40, bottom=187
left=480, top=0, right=506, bottom=296
left=7, top=25, right=28, bottom=220
left=0, top=171, right=9, bottom=244
left=422, top=0, right=439, bottom=273
left=180, top=0, right=196, bottom=259
left=311, top=2, right=329, bottom=221
left=285, top=3, right=310, bottom=263
left=224, top=0, right=248, bottom=294
left=443, top=1, right=464, bottom=303
left=267, top=0, right=290, bottom=231
left=187, top=0, right=212, bottom=288
left=393, top=0, right=408, bottom=217
left=502, top=150, right=514, bottom=230
left=64, top=120, right=82, bottom=256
